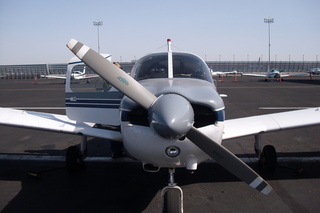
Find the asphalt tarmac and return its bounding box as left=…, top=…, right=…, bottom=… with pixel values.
left=0, top=76, right=320, bottom=213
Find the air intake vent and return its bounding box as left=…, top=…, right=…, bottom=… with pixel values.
left=125, top=104, right=216, bottom=128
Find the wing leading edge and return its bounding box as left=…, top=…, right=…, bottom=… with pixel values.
left=40, top=74, right=67, bottom=79
left=0, top=107, right=122, bottom=141
left=242, top=73, right=306, bottom=78
left=242, top=73, right=267, bottom=77
left=223, top=107, right=320, bottom=140
left=1, top=107, right=319, bottom=143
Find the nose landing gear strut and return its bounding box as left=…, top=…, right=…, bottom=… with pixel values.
left=161, top=168, right=183, bottom=213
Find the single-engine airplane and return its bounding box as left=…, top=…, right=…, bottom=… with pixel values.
left=1, top=39, right=320, bottom=212
left=243, top=68, right=306, bottom=82
left=40, top=54, right=111, bottom=81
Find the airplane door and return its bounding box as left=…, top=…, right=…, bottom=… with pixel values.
left=65, top=62, right=123, bottom=126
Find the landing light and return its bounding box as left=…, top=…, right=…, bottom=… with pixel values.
left=166, top=146, right=180, bottom=158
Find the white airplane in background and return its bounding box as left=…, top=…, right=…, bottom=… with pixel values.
left=1, top=39, right=320, bottom=212
left=41, top=67, right=95, bottom=80
left=243, top=68, right=306, bottom=82
left=40, top=54, right=111, bottom=80
left=307, top=68, right=320, bottom=75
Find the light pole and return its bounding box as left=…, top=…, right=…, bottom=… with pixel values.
left=264, top=17, right=274, bottom=72
left=93, top=20, right=103, bottom=53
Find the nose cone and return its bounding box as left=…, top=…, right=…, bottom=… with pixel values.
left=149, top=94, right=194, bottom=139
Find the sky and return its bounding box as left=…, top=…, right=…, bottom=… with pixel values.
left=0, top=0, right=319, bottom=65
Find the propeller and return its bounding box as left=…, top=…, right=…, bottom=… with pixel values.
left=67, top=39, right=272, bottom=195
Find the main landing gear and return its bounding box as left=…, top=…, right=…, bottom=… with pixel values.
left=66, top=135, right=87, bottom=172
left=161, top=168, right=183, bottom=213
left=254, top=134, right=277, bottom=172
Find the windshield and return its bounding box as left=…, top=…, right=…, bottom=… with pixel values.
left=132, top=52, right=213, bottom=83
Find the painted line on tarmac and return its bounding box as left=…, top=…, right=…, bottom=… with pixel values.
left=259, top=107, right=312, bottom=110
left=0, top=154, right=319, bottom=163
left=219, top=86, right=320, bottom=89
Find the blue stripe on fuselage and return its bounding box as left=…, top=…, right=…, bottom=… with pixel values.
left=65, top=98, right=121, bottom=109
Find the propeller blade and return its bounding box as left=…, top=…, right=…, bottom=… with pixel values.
left=66, top=39, right=156, bottom=109
left=186, top=126, right=272, bottom=195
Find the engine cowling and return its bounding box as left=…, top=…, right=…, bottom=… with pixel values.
left=119, top=78, right=225, bottom=170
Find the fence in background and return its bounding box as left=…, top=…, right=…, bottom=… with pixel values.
left=1, top=61, right=319, bottom=79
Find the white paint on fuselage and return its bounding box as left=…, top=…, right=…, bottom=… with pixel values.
left=122, top=122, right=224, bottom=170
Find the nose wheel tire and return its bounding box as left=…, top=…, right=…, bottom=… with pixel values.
left=259, top=145, right=277, bottom=172
left=162, top=186, right=183, bottom=213
left=66, top=146, right=84, bottom=173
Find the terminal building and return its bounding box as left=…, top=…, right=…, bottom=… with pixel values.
left=0, top=60, right=319, bottom=79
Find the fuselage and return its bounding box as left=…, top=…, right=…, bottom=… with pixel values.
left=65, top=51, right=226, bottom=171
left=71, top=70, right=85, bottom=79
left=267, top=68, right=281, bottom=78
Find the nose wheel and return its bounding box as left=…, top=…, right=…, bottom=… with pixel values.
left=161, top=168, right=183, bottom=213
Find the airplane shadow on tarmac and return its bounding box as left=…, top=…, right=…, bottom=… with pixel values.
left=1, top=149, right=320, bottom=213
left=1, top=159, right=167, bottom=213
left=284, top=78, right=320, bottom=85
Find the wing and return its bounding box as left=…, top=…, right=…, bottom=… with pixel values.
left=211, top=71, right=237, bottom=76
left=74, top=74, right=100, bottom=80
left=280, top=73, right=307, bottom=77
left=0, top=107, right=122, bottom=141
left=223, top=107, right=320, bottom=140
left=40, top=74, right=66, bottom=79
left=222, top=71, right=237, bottom=74
left=242, top=73, right=267, bottom=77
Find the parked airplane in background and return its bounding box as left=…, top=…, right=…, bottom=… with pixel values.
left=41, top=67, right=94, bottom=80
left=308, top=68, right=320, bottom=75
left=243, top=68, right=306, bottom=82
left=1, top=39, right=320, bottom=212
left=40, top=54, right=111, bottom=81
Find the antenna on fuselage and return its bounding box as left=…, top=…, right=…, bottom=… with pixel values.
left=167, top=39, right=173, bottom=78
